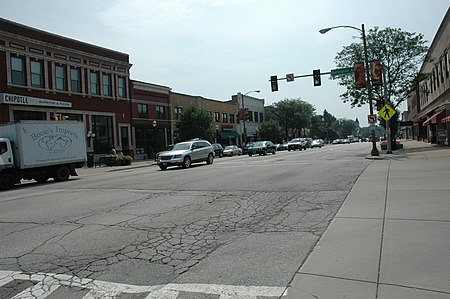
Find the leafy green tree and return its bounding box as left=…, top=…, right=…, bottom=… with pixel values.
left=176, top=106, right=213, bottom=142
left=310, top=115, right=325, bottom=139
left=332, top=118, right=358, bottom=138
left=268, top=98, right=315, bottom=140
left=334, top=27, right=428, bottom=110
left=258, top=119, right=281, bottom=142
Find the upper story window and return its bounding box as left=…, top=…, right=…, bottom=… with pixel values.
left=174, top=107, right=182, bottom=120
left=222, top=112, right=228, bottom=123
left=156, top=106, right=165, bottom=119
left=118, top=76, right=126, bottom=97
left=259, top=112, right=264, bottom=122
left=137, top=103, right=148, bottom=118
left=214, top=112, right=220, bottom=122
left=445, top=51, right=449, bottom=79
left=30, top=59, right=43, bottom=88
left=254, top=111, right=259, bottom=122
left=55, top=65, right=66, bottom=91
left=11, top=56, right=25, bottom=85
left=102, top=73, right=111, bottom=96
left=90, top=71, right=99, bottom=95
left=70, top=67, right=81, bottom=93
left=229, top=113, right=235, bottom=124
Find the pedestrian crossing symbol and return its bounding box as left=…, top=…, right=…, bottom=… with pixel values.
left=378, top=104, right=396, bottom=121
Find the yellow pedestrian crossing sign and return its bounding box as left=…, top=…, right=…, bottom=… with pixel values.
left=378, top=104, right=396, bottom=121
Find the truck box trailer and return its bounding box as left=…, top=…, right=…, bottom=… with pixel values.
left=0, top=121, right=87, bottom=189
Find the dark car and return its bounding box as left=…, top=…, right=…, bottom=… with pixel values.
left=247, top=141, right=276, bottom=156
left=212, top=143, right=224, bottom=158
left=242, top=142, right=254, bottom=155
left=287, top=138, right=307, bottom=151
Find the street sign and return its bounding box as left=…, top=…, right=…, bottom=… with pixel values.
left=331, top=67, right=353, bottom=76
left=378, top=104, right=396, bottom=121
left=286, top=73, right=294, bottom=82
left=368, top=114, right=377, bottom=124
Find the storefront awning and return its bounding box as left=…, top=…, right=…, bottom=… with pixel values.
left=218, top=131, right=240, bottom=138
left=422, top=110, right=446, bottom=126
left=441, top=116, right=450, bottom=124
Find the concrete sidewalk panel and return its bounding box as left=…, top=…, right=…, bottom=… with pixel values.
left=380, top=220, right=450, bottom=293
left=299, top=218, right=382, bottom=282
left=387, top=190, right=450, bottom=221
left=388, top=174, right=450, bottom=191
left=285, top=274, right=376, bottom=299
left=378, top=284, right=450, bottom=299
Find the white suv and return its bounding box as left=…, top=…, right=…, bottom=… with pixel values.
left=156, top=140, right=214, bottom=170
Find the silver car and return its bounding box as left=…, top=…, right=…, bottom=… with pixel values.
left=156, top=140, right=214, bottom=170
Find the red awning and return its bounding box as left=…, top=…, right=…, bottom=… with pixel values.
left=442, top=116, right=450, bottom=124
left=422, top=110, right=446, bottom=126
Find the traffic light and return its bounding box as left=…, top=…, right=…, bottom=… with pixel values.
left=270, top=75, right=278, bottom=92
left=313, top=69, right=321, bottom=86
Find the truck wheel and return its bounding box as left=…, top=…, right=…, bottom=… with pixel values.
left=0, top=173, right=16, bottom=190
left=53, top=166, right=70, bottom=181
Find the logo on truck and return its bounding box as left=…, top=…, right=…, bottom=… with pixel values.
left=38, top=135, right=73, bottom=153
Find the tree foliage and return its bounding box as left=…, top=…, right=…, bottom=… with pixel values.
left=332, top=118, right=358, bottom=138
left=258, top=119, right=281, bottom=142
left=176, top=106, right=213, bottom=142
left=334, top=27, right=428, bottom=110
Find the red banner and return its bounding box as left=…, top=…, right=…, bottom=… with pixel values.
left=370, top=60, right=382, bottom=86
left=354, top=62, right=366, bottom=89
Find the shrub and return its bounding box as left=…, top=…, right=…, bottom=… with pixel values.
left=102, top=155, right=133, bottom=166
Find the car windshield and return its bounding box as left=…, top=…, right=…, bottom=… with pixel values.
left=172, top=143, right=191, bottom=150
left=291, top=139, right=301, bottom=142
left=252, top=141, right=264, bottom=146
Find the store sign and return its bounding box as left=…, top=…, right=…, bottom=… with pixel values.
left=0, top=93, right=72, bottom=108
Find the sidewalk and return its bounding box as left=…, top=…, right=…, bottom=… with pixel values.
left=76, top=159, right=156, bottom=176
left=284, top=140, right=450, bottom=298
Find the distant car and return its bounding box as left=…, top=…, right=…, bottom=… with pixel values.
left=287, top=138, right=307, bottom=151
left=242, top=142, right=254, bottom=154
left=332, top=139, right=342, bottom=144
left=343, top=139, right=351, bottom=144
left=212, top=143, right=224, bottom=158
left=275, top=142, right=288, bottom=151
left=156, top=139, right=214, bottom=170
left=223, top=145, right=242, bottom=156
left=311, top=139, right=324, bottom=148
left=248, top=141, right=276, bottom=156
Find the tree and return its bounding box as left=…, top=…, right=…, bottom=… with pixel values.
left=176, top=106, right=213, bottom=142
left=268, top=98, right=315, bottom=140
left=332, top=118, right=358, bottom=138
left=334, top=27, right=428, bottom=110
left=258, top=119, right=281, bottom=142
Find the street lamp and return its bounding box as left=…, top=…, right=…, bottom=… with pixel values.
left=240, top=90, right=260, bottom=145
left=319, top=24, right=379, bottom=156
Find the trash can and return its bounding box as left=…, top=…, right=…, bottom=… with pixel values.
left=87, top=152, right=94, bottom=168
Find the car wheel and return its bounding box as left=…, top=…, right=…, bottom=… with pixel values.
left=272, top=150, right=276, bottom=155
left=230, top=152, right=233, bottom=157
left=159, top=164, right=167, bottom=170
left=182, top=156, right=191, bottom=168
left=219, top=153, right=223, bottom=158
left=249, top=153, right=252, bottom=157
left=206, top=154, right=214, bottom=165
left=288, top=149, right=291, bottom=152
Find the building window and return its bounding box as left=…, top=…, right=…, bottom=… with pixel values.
left=436, top=65, right=440, bottom=88
left=30, top=59, right=43, bottom=88
left=118, top=76, right=126, bottom=97
left=92, top=115, right=114, bottom=154
left=102, top=73, right=111, bottom=96
left=120, top=126, right=129, bottom=148
left=156, top=106, right=165, bottom=119
left=13, top=110, right=46, bottom=121
left=70, top=67, right=81, bottom=93
left=214, top=112, right=220, bottom=122
left=440, top=59, right=444, bottom=83
left=222, top=113, right=228, bottom=123
left=11, top=56, right=25, bottom=85
left=138, top=103, right=148, bottom=118
left=174, top=107, right=182, bottom=120
left=229, top=113, right=235, bottom=124
left=55, top=65, right=66, bottom=90
left=259, top=112, right=264, bottom=122
left=248, top=110, right=253, bottom=121
left=254, top=111, right=259, bottom=122
left=445, top=51, right=449, bottom=79
left=90, top=71, right=99, bottom=95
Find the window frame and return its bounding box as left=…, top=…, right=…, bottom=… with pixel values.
left=90, top=70, right=100, bottom=95
left=102, top=72, right=111, bottom=96
left=30, top=59, right=43, bottom=88
left=55, top=64, right=66, bottom=91
left=137, top=103, right=149, bottom=119
left=11, top=56, right=26, bottom=86
left=118, top=76, right=126, bottom=98
left=70, top=67, right=81, bottom=93
left=156, top=106, right=165, bottom=120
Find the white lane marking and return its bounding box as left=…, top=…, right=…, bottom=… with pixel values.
left=11, top=281, right=59, bottom=299
left=0, top=270, right=285, bottom=298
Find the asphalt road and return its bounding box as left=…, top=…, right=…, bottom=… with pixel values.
left=0, top=142, right=373, bottom=298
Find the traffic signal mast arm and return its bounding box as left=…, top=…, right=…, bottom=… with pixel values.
left=272, top=71, right=331, bottom=81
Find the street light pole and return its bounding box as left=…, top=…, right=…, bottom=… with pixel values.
left=240, top=90, right=260, bottom=145
left=319, top=24, right=379, bottom=156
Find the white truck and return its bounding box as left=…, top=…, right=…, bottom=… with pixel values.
left=0, top=121, right=87, bottom=190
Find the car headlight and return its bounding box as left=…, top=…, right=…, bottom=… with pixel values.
left=173, top=154, right=182, bottom=158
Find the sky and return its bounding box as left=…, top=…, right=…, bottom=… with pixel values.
left=1, top=0, right=448, bottom=126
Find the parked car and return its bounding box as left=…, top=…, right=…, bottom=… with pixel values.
left=311, top=139, right=324, bottom=148
left=287, top=138, right=307, bottom=151
left=156, top=139, right=214, bottom=170
left=242, top=142, right=254, bottom=154
left=212, top=143, right=224, bottom=158
left=223, top=145, right=242, bottom=156
left=275, top=142, right=288, bottom=151
left=247, top=141, right=277, bottom=156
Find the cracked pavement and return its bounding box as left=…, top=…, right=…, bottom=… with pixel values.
left=0, top=146, right=371, bottom=298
